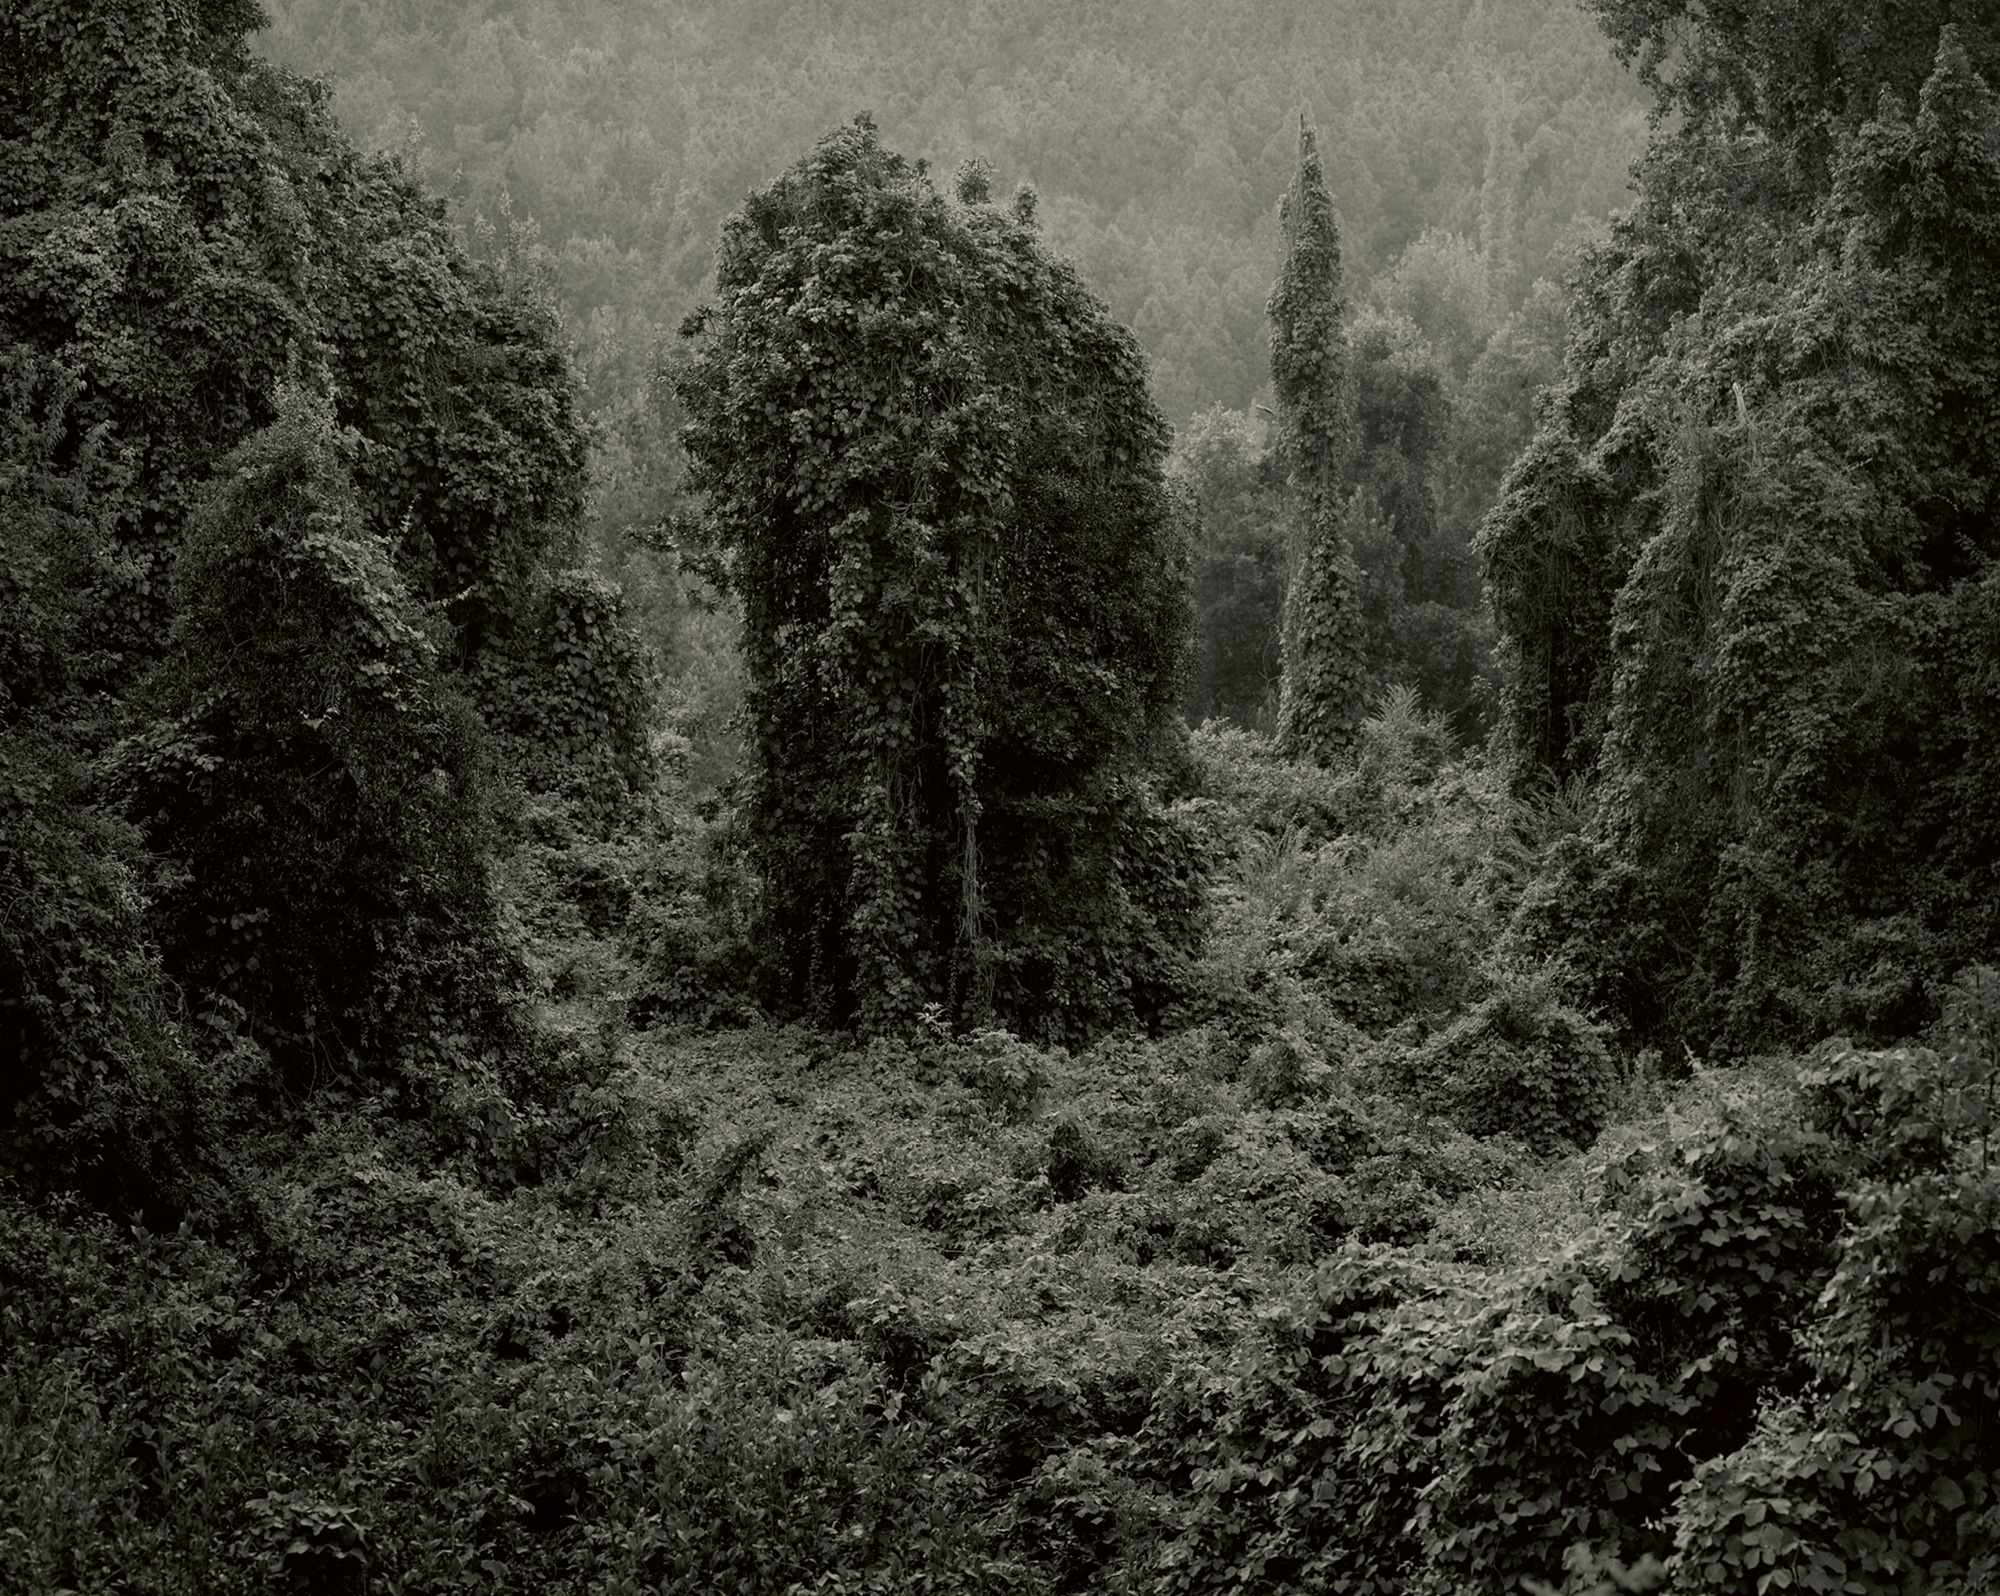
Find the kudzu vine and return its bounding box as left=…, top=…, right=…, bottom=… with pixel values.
left=678, top=117, right=1198, bottom=1041
left=1487, top=25, right=2000, bottom=1049
left=1269, top=119, right=1368, bottom=766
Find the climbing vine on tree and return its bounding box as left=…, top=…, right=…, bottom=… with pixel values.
left=677, top=118, right=1198, bottom=1041
left=0, top=0, right=629, bottom=1104
left=1488, top=19, right=2000, bottom=1049
left=1270, top=119, right=1368, bottom=766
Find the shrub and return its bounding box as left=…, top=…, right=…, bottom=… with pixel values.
left=1046, top=1113, right=1128, bottom=1204
left=1410, top=969, right=1616, bottom=1151
left=916, top=1026, right=1052, bottom=1126
left=1145, top=1247, right=1448, bottom=1596
left=507, top=1342, right=1011, bottom=1595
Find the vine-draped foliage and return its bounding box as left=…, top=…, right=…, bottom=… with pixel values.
left=1153, top=974, right=2000, bottom=1594
left=123, top=385, right=508, bottom=1084
left=0, top=0, right=619, bottom=1097
left=1271, top=119, right=1368, bottom=766
left=1344, top=306, right=1495, bottom=737
left=0, top=0, right=590, bottom=678
left=1174, top=408, right=1291, bottom=730
left=1486, top=17, right=2000, bottom=1049
left=476, top=569, right=659, bottom=839
left=0, top=351, right=193, bottom=1204
left=677, top=119, right=1198, bottom=1042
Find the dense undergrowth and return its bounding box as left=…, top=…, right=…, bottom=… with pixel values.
left=8, top=707, right=1996, bottom=1595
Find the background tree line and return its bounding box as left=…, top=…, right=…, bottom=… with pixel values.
left=257, top=0, right=1643, bottom=422
left=256, top=0, right=1643, bottom=752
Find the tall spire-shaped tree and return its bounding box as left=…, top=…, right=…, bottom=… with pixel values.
left=1269, top=117, right=1367, bottom=763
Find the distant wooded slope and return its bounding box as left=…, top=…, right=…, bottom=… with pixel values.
left=257, top=0, right=1647, bottom=426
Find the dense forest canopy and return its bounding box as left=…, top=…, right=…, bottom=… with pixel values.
left=7, top=2, right=2000, bottom=1595
left=257, top=0, right=1648, bottom=422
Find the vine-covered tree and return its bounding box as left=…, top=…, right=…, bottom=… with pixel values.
left=1, top=0, right=591, bottom=680
left=678, top=119, right=1198, bottom=1042
left=1270, top=119, right=1368, bottom=765
left=126, top=384, right=507, bottom=1085
left=1489, top=16, right=2000, bottom=1049
left=0, top=0, right=633, bottom=1097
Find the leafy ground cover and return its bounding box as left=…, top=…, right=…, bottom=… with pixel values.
left=11, top=709, right=1993, bottom=1594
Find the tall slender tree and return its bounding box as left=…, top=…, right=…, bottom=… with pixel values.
left=1270, top=118, right=1368, bottom=764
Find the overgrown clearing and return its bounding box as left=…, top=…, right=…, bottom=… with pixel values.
left=7, top=2, right=2000, bottom=1592
left=9, top=712, right=1999, bottom=1592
